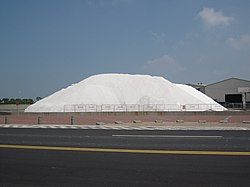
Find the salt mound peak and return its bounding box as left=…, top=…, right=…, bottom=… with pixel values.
left=25, top=73, right=226, bottom=112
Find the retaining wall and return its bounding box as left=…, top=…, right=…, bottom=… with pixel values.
left=0, top=111, right=249, bottom=125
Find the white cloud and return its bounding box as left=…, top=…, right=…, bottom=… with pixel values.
left=198, top=7, right=233, bottom=28
left=150, top=31, right=166, bottom=44
left=227, top=34, right=250, bottom=49
left=86, top=0, right=132, bottom=7
left=144, top=55, right=185, bottom=74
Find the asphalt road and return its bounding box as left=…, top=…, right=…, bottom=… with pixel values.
left=1, top=128, right=250, bottom=186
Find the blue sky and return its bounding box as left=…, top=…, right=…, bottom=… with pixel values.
left=1, top=0, right=250, bottom=98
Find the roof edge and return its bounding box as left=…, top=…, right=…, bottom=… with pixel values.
left=206, top=77, right=250, bottom=87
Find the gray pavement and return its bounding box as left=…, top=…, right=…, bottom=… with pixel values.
left=1, top=128, right=250, bottom=186
left=1, top=128, right=250, bottom=151
left=1, top=148, right=250, bottom=186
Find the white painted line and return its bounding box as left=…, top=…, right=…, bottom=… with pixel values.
left=130, top=127, right=142, bottom=130
left=99, top=127, right=109, bottom=130
left=112, top=135, right=223, bottom=138
left=139, top=127, right=151, bottom=130
left=12, top=125, right=19, bottom=128
left=50, top=126, right=58, bottom=129
left=31, top=126, right=39, bottom=128
left=153, top=127, right=165, bottom=130
left=53, top=125, right=61, bottom=128
left=110, top=127, right=122, bottom=130
left=121, top=127, right=130, bottom=129
left=40, top=126, right=48, bottom=128
left=0, top=124, right=249, bottom=131
left=64, top=125, right=72, bottom=128
left=87, top=126, right=99, bottom=129
left=74, top=126, right=81, bottom=129
left=30, top=125, right=37, bottom=128
left=69, top=126, right=77, bottom=129
left=21, top=125, right=28, bottom=128
left=146, top=127, right=158, bottom=130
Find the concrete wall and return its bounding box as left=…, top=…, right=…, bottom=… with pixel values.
left=205, top=78, right=250, bottom=103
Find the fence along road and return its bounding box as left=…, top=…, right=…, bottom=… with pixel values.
left=63, top=104, right=224, bottom=112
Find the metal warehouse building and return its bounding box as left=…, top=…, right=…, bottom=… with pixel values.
left=204, top=78, right=250, bottom=109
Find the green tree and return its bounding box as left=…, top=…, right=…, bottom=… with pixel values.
left=9, top=98, right=16, bottom=104
left=2, top=98, right=9, bottom=104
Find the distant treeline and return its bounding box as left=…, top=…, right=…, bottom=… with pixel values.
left=0, top=98, right=34, bottom=105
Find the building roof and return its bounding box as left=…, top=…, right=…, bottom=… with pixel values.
left=206, top=77, right=250, bottom=87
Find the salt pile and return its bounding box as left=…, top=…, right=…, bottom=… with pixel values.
left=25, top=74, right=226, bottom=112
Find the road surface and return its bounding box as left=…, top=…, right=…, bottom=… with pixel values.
left=1, top=128, right=250, bottom=186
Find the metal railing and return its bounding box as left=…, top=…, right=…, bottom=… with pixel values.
left=63, top=104, right=225, bottom=112
left=222, top=103, right=250, bottom=110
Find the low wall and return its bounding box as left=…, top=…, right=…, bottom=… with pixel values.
left=0, top=111, right=249, bottom=125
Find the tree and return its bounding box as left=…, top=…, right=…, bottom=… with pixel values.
left=10, top=98, right=16, bottom=104
left=36, top=97, right=42, bottom=102
left=27, top=99, right=34, bottom=104
left=0, top=98, right=34, bottom=104
left=2, top=98, right=9, bottom=104
left=21, top=99, right=34, bottom=104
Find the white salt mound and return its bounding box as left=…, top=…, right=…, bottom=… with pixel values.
left=25, top=74, right=226, bottom=112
